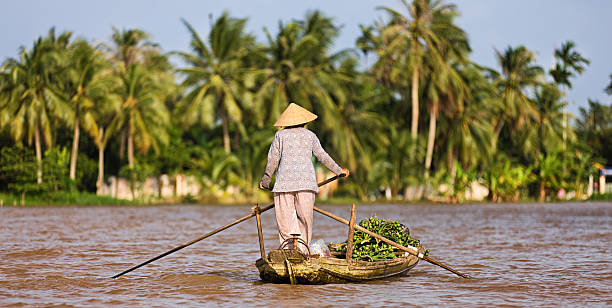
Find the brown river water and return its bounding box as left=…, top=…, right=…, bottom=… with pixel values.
left=1, top=202, right=611, bottom=307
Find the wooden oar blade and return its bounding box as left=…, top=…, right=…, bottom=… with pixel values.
left=422, top=255, right=473, bottom=279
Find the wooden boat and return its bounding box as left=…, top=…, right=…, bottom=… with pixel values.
left=255, top=248, right=420, bottom=284
left=252, top=203, right=423, bottom=284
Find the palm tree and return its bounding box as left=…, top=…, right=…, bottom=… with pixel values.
left=176, top=13, right=255, bottom=153
left=577, top=99, right=612, bottom=134
left=368, top=0, right=462, bottom=140
left=549, top=41, right=589, bottom=89
left=576, top=99, right=612, bottom=165
left=441, top=101, right=495, bottom=175
left=426, top=63, right=496, bottom=200
left=421, top=4, right=470, bottom=177
left=492, top=46, right=544, bottom=138
left=107, top=28, right=167, bottom=162
left=48, top=40, right=111, bottom=182
left=0, top=29, right=72, bottom=183
left=549, top=41, right=589, bottom=150
left=109, top=28, right=155, bottom=67
left=253, top=11, right=348, bottom=128
left=65, top=53, right=123, bottom=195
left=93, top=91, right=121, bottom=194
left=107, top=63, right=171, bottom=168
left=525, top=83, right=568, bottom=200
left=530, top=83, right=567, bottom=158
left=0, top=63, right=18, bottom=129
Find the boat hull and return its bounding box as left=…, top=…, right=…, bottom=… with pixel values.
left=256, top=249, right=419, bottom=284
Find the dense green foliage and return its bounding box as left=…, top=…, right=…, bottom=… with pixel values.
left=333, top=216, right=427, bottom=261
left=1, top=1, right=610, bottom=204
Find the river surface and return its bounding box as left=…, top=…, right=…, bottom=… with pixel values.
left=1, top=202, right=611, bottom=307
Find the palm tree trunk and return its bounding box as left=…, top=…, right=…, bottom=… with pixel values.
left=410, top=67, right=420, bottom=140
left=115, top=128, right=121, bottom=197
left=538, top=116, right=545, bottom=158
left=539, top=181, right=546, bottom=201
left=562, top=87, right=567, bottom=152
left=220, top=108, right=231, bottom=153
left=128, top=124, right=135, bottom=200
left=69, top=110, right=80, bottom=181
left=119, top=129, right=126, bottom=160
left=424, top=100, right=438, bottom=178
left=448, top=149, right=456, bottom=179
left=232, top=128, right=240, bottom=150
left=562, top=86, right=567, bottom=175
left=494, top=118, right=504, bottom=139
left=97, top=127, right=104, bottom=195
left=34, top=123, right=42, bottom=184
left=128, top=125, right=134, bottom=168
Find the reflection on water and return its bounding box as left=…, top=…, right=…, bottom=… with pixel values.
left=0, top=202, right=610, bottom=306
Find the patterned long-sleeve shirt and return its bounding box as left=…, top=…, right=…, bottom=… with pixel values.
left=261, top=127, right=343, bottom=193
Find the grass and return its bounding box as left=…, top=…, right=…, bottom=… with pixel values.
left=0, top=192, right=138, bottom=206
left=588, top=193, right=612, bottom=201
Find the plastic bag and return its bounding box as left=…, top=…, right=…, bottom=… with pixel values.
left=309, top=239, right=331, bottom=257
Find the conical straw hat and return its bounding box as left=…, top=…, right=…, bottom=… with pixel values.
left=273, top=103, right=318, bottom=127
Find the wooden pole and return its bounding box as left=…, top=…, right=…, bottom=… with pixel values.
left=291, top=234, right=300, bottom=250
left=253, top=203, right=266, bottom=260
left=346, top=203, right=356, bottom=261
left=313, top=206, right=472, bottom=279
left=262, top=173, right=346, bottom=193
left=285, top=259, right=297, bottom=285
left=317, top=173, right=346, bottom=187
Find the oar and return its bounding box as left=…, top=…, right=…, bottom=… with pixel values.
left=260, top=173, right=346, bottom=192
left=313, top=206, right=473, bottom=279
left=111, top=174, right=345, bottom=279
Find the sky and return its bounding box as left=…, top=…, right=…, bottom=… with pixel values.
left=1, top=0, right=611, bottom=116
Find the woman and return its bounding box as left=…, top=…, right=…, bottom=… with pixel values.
left=260, top=103, right=349, bottom=254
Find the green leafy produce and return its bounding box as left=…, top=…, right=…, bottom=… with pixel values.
left=332, top=216, right=429, bottom=262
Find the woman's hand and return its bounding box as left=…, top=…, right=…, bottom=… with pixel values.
left=341, top=168, right=350, bottom=177
left=259, top=181, right=269, bottom=190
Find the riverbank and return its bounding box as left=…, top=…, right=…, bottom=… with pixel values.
left=1, top=192, right=610, bottom=207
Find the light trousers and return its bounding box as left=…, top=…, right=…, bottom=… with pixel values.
left=273, top=190, right=316, bottom=254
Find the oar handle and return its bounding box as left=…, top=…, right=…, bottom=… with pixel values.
left=261, top=173, right=346, bottom=191
left=313, top=206, right=472, bottom=279
left=317, top=173, right=347, bottom=187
